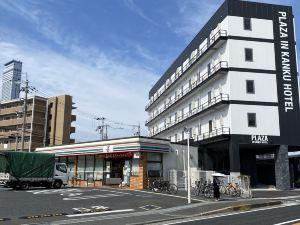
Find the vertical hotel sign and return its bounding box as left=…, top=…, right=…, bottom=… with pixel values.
left=278, top=11, right=293, bottom=112
left=275, top=7, right=300, bottom=144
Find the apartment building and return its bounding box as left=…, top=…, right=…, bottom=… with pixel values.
left=47, top=95, right=76, bottom=146
left=145, top=0, right=300, bottom=189
left=0, top=95, right=76, bottom=151
left=1, top=60, right=22, bottom=101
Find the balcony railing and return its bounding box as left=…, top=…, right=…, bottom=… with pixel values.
left=145, top=61, right=228, bottom=125
left=146, top=29, right=228, bottom=110
left=149, top=93, right=229, bottom=136
left=193, top=127, right=230, bottom=142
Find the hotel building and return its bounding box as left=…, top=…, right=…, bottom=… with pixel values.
left=145, top=0, right=300, bottom=189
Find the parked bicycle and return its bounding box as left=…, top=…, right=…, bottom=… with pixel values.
left=193, top=179, right=213, bottom=198
left=219, top=181, right=241, bottom=197
left=150, top=179, right=178, bottom=194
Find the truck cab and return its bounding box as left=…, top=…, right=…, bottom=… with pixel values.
left=53, top=163, right=68, bottom=188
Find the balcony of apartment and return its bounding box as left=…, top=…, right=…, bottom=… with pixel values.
left=145, top=61, right=228, bottom=126
left=0, top=105, right=33, bottom=116
left=0, top=117, right=32, bottom=127
left=193, top=127, right=230, bottom=143
left=145, top=29, right=228, bottom=111
left=70, top=126, right=76, bottom=134
left=149, top=93, right=229, bottom=137
left=71, top=115, right=76, bottom=122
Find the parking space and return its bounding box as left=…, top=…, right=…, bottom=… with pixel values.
left=0, top=187, right=202, bottom=224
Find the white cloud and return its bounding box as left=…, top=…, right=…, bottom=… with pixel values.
left=0, top=37, right=157, bottom=142
left=123, top=0, right=160, bottom=27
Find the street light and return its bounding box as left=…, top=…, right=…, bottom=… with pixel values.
left=183, top=127, right=191, bottom=204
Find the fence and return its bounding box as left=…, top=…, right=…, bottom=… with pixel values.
left=168, top=169, right=252, bottom=198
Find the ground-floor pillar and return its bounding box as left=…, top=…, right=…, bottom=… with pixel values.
left=275, top=145, right=290, bottom=190
left=229, top=140, right=240, bottom=176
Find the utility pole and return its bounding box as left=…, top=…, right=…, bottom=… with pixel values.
left=21, top=74, right=28, bottom=152
left=95, top=117, right=106, bottom=140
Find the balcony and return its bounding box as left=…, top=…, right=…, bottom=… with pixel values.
left=149, top=93, right=229, bottom=137
left=146, top=29, right=228, bottom=111
left=193, top=127, right=230, bottom=142
left=70, top=126, right=76, bottom=134
left=71, top=115, right=76, bottom=122
left=145, top=61, right=228, bottom=125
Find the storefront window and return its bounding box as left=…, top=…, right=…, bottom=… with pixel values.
left=147, top=153, right=162, bottom=177
left=85, top=155, right=94, bottom=181
left=94, top=157, right=104, bottom=180
left=67, top=156, right=75, bottom=180
left=77, top=156, right=85, bottom=180
left=131, top=159, right=139, bottom=176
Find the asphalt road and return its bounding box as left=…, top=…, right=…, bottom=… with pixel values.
left=0, top=186, right=203, bottom=225
left=154, top=204, right=300, bottom=225
left=1, top=187, right=300, bottom=225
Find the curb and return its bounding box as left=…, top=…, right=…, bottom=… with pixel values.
left=128, top=200, right=282, bottom=225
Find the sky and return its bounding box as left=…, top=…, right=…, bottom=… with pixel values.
left=0, top=0, right=299, bottom=142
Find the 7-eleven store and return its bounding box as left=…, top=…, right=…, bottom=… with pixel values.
left=36, top=136, right=198, bottom=189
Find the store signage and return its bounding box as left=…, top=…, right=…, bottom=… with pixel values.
left=133, top=153, right=140, bottom=159
left=98, top=152, right=133, bottom=159
left=103, top=145, right=114, bottom=153
left=278, top=11, right=294, bottom=112
left=251, top=135, right=269, bottom=144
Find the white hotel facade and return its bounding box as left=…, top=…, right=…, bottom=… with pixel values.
left=145, top=0, right=300, bottom=189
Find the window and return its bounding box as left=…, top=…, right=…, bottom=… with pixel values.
left=208, top=91, right=212, bottom=103
left=56, top=164, right=67, bottom=173
left=207, top=63, right=211, bottom=75
left=243, top=17, right=252, bottom=30
left=94, top=157, right=103, bottom=180
left=77, top=156, right=85, bottom=180
left=131, top=159, right=139, bottom=176
left=147, top=153, right=162, bottom=177
left=246, top=80, right=255, bottom=94
left=248, top=113, right=257, bottom=127
left=174, top=133, right=177, bottom=142
left=245, top=48, right=253, bottom=61
left=209, top=120, right=213, bottom=133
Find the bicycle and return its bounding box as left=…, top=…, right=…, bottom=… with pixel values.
left=151, top=179, right=178, bottom=194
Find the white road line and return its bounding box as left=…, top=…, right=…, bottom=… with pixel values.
left=132, top=190, right=204, bottom=202
left=66, top=209, right=134, bottom=218
left=273, top=218, right=300, bottom=225
left=160, top=204, right=298, bottom=225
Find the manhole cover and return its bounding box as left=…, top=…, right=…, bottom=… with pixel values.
left=139, top=205, right=161, bottom=210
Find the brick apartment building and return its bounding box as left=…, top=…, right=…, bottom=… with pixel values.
left=0, top=95, right=76, bottom=151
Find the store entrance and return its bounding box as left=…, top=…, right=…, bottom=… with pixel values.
left=104, top=158, right=131, bottom=186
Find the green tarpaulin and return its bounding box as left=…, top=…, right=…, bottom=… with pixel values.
left=0, top=152, right=55, bottom=179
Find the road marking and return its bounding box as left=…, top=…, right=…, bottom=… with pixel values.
left=66, top=209, right=134, bottom=217
left=139, top=205, right=161, bottom=211
left=63, top=193, right=129, bottom=200
left=160, top=204, right=299, bottom=225
left=273, top=219, right=300, bottom=225
left=133, top=190, right=204, bottom=202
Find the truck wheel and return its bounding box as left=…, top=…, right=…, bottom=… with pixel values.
left=20, top=182, right=29, bottom=190
left=53, top=180, right=62, bottom=189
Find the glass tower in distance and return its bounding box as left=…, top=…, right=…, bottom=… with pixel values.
left=1, top=60, right=22, bottom=101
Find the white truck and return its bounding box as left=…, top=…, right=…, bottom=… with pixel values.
left=0, top=152, right=68, bottom=190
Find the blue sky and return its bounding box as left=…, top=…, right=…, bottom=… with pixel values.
left=0, top=0, right=299, bottom=142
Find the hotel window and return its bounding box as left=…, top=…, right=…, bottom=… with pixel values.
left=243, top=17, right=252, bottom=30
left=147, top=153, right=162, bottom=177
left=248, top=113, right=257, bottom=127
left=245, top=48, right=253, bottom=62
left=207, top=63, right=211, bottom=75
left=208, top=91, right=212, bottom=103
left=246, top=80, right=255, bottom=94
left=209, top=120, right=213, bottom=133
